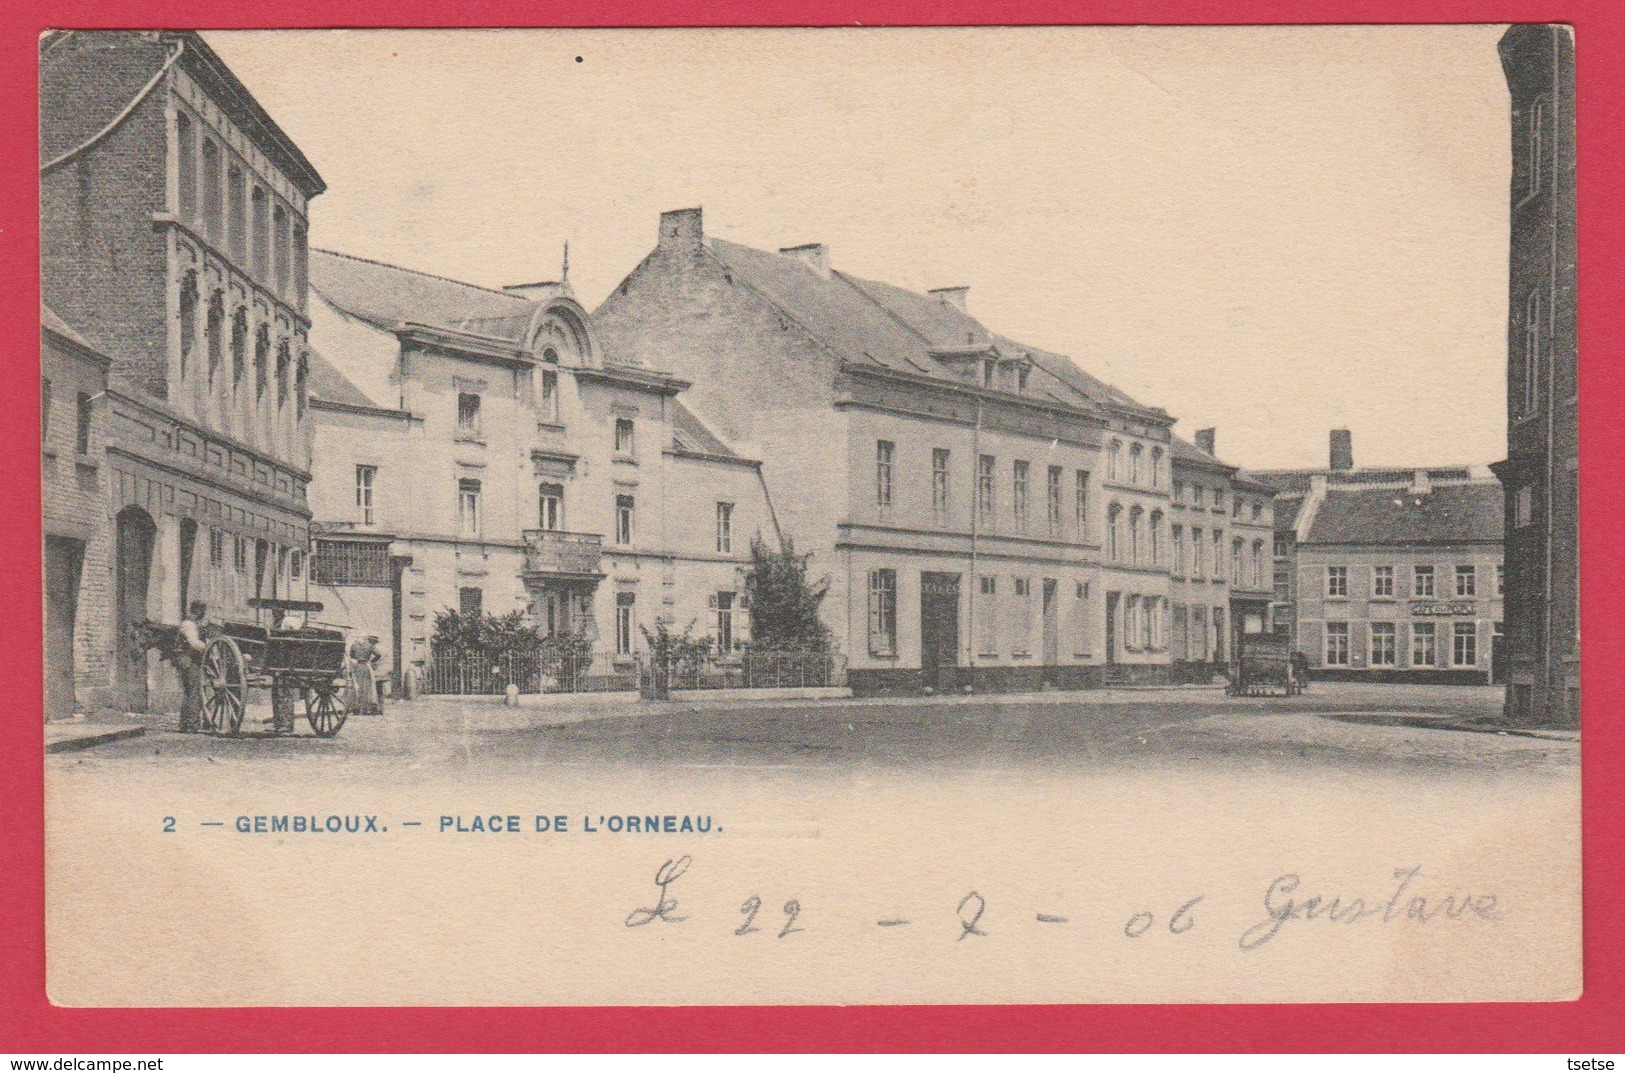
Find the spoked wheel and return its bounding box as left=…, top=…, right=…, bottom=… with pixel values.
left=305, top=680, right=349, bottom=738
left=200, top=636, right=247, bottom=736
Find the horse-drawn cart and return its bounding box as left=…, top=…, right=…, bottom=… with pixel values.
left=198, top=598, right=352, bottom=737
left=1226, top=631, right=1298, bottom=697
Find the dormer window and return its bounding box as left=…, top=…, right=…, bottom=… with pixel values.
left=983, top=360, right=995, bottom=388
left=1016, top=364, right=1030, bottom=394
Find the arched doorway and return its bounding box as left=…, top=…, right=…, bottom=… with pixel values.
left=114, top=506, right=157, bottom=712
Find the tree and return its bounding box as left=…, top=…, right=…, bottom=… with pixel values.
left=743, top=535, right=830, bottom=652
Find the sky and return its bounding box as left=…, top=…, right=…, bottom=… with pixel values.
left=206, top=26, right=1513, bottom=471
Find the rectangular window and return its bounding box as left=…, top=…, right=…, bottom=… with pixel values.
left=1455, top=565, right=1477, bottom=597
left=233, top=536, right=249, bottom=574
left=1515, top=485, right=1534, bottom=528
left=1047, top=465, right=1063, bottom=535
left=932, top=448, right=950, bottom=519
left=1370, top=622, right=1397, bottom=666
left=615, top=493, right=635, bottom=546
left=1172, top=479, right=1184, bottom=505
left=1074, top=470, right=1089, bottom=537
left=459, top=586, right=483, bottom=617
left=1191, top=485, right=1204, bottom=509
left=540, top=369, right=559, bottom=423
left=355, top=465, right=376, bottom=526
left=615, top=416, right=636, bottom=456
left=538, top=483, right=563, bottom=531
left=875, top=440, right=894, bottom=507
left=290, top=549, right=304, bottom=581
left=1213, top=531, right=1224, bottom=581
left=458, top=478, right=482, bottom=536
left=976, top=575, right=997, bottom=656
left=1411, top=622, right=1437, bottom=667
left=1326, top=565, right=1348, bottom=597
left=712, top=591, right=736, bottom=655
left=1373, top=565, right=1394, bottom=598
left=227, top=162, right=246, bottom=263
left=1172, top=524, right=1185, bottom=575
left=867, top=569, right=897, bottom=657
left=1192, top=526, right=1204, bottom=579
left=1414, top=565, right=1435, bottom=597
left=1497, top=563, right=1505, bottom=596
left=1453, top=622, right=1478, bottom=667
left=977, top=455, right=995, bottom=528
left=1325, top=622, right=1350, bottom=666
left=1274, top=533, right=1290, bottom=559
left=1231, top=540, right=1243, bottom=587
left=615, top=592, right=635, bottom=656
left=74, top=392, right=92, bottom=454
left=1012, top=460, right=1029, bottom=531
left=272, top=204, right=290, bottom=295
left=209, top=528, right=224, bottom=568
left=716, top=502, right=733, bottom=554
left=457, top=392, right=481, bottom=438
left=201, top=138, right=222, bottom=241
left=1012, top=577, right=1032, bottom=655
left=175, top=112, right=197, bottom=222
left=251, top=186, right=269, bottom=279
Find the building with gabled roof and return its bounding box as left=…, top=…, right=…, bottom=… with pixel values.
left=1248, top=430, right=1504, bottom=684
left=304, top=246, right=776, bottom=685
left=594, top=207, right=1262, bottom=693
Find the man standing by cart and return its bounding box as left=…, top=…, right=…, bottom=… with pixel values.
left=175, top=600, right=209, bottom=732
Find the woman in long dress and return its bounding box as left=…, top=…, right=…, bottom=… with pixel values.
left=348, top=634, right=381, bottom=715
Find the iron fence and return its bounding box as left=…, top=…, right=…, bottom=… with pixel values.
left=651, top=650, right=837, bottom=693
left=421, top=650, right=636, bottom=696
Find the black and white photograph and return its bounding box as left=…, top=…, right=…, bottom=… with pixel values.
left=39, top=25, right=1578, bottom=1006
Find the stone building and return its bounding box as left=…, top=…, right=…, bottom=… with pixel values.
left=40, top=31, right=324, bottom=712
left=592, top=207, right=1257, bottom=694
left=1490, top=25, right=1578, bottom=727
left=1252, top=432, right=1504, bottom=685
left=1168, top=429, right=1275, bottom=680
left=303, top=248, right=776, bottom=682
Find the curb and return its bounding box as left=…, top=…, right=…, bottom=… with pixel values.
left=46, top=726, right=147, bottom=754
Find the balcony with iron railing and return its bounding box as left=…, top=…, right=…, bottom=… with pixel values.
left=522, top=529, right=604, bottom=578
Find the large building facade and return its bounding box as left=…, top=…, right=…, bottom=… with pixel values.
left=40, top=31, right=324, bottom=713
left=592, top=208, right=1258, bottom=695
left=1491, top=25, right=1578, bottom=727
left=1253, top=432, right=1505, bottom=685
left=303, top=249, right=775, bottom=683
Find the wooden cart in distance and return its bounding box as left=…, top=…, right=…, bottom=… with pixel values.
left=1226, top=631, right=1298, bottom=697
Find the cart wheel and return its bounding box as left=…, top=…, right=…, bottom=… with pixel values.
left=200, top=636, right=247, bottom=737
left=305, top=681, right=348, bottom=738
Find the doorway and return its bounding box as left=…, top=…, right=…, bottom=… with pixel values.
left=114, top=506, right=156, bottom=711
left=920, top=571, right=961, bottom=693
left=44, top=536, right=85, bottom=720
left=1041, top=578, right=1059, bottom=667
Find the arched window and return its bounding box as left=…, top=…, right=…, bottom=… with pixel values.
left=1107, top=503, right=1122, bottom=561
left=275, top=339, right=291, bottom=408
left=1149, top=510, right=1163, bottom=568
left=1129, top=505, right=1144, bottom=564
left=1129, top=443, right=1144, bottom=486
left=231, top=308, right=248, bottom=385
left=1151, top=446, right=1164, bottom=488
left=205, top=290, right=224, bottom=383
left=1232, top=538, right=1244, bottom=586
left=1252, top=540, right=1265, bottom=589
left=254, top=324, right=270, bottom=400
left=178, top=271, right=198, bottom=379
left=1108, top=440, right=1122, bottom=483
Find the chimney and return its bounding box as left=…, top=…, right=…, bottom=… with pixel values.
left=1409, top=469, right=1432, bottom=496
left=778, top=243, right=831, bottom=280
left=929, top=286, right=969, bottom=312
left=659, top=207, right=703, bottom=250
left=1329, top=428, right=1354, bottom=471
left=1195, top=428, right=1217, bottom=457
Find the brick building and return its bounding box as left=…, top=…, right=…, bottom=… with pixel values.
left=592, top=207, right=1259, bottom=694
left=40, top=31, right=324, bottom=712
left=303, top=249, right=776, bottom=682
left=1252, top=432, right=1504, bottom=685
left=1490, top=25, right=1578, bottom=727
left=42, top=309, right=111, bottom=720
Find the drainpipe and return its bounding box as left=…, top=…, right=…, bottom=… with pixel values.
left=966, top=395, right=982, bottom=691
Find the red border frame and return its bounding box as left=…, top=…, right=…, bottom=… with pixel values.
left=4, top=0, right=1621, bottom=1053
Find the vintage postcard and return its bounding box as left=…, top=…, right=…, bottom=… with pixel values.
left=40, top=25, right=1579, bottom=1006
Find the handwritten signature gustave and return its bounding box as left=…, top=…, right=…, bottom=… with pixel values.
left=1239, top=866, right=1502, bottom=950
